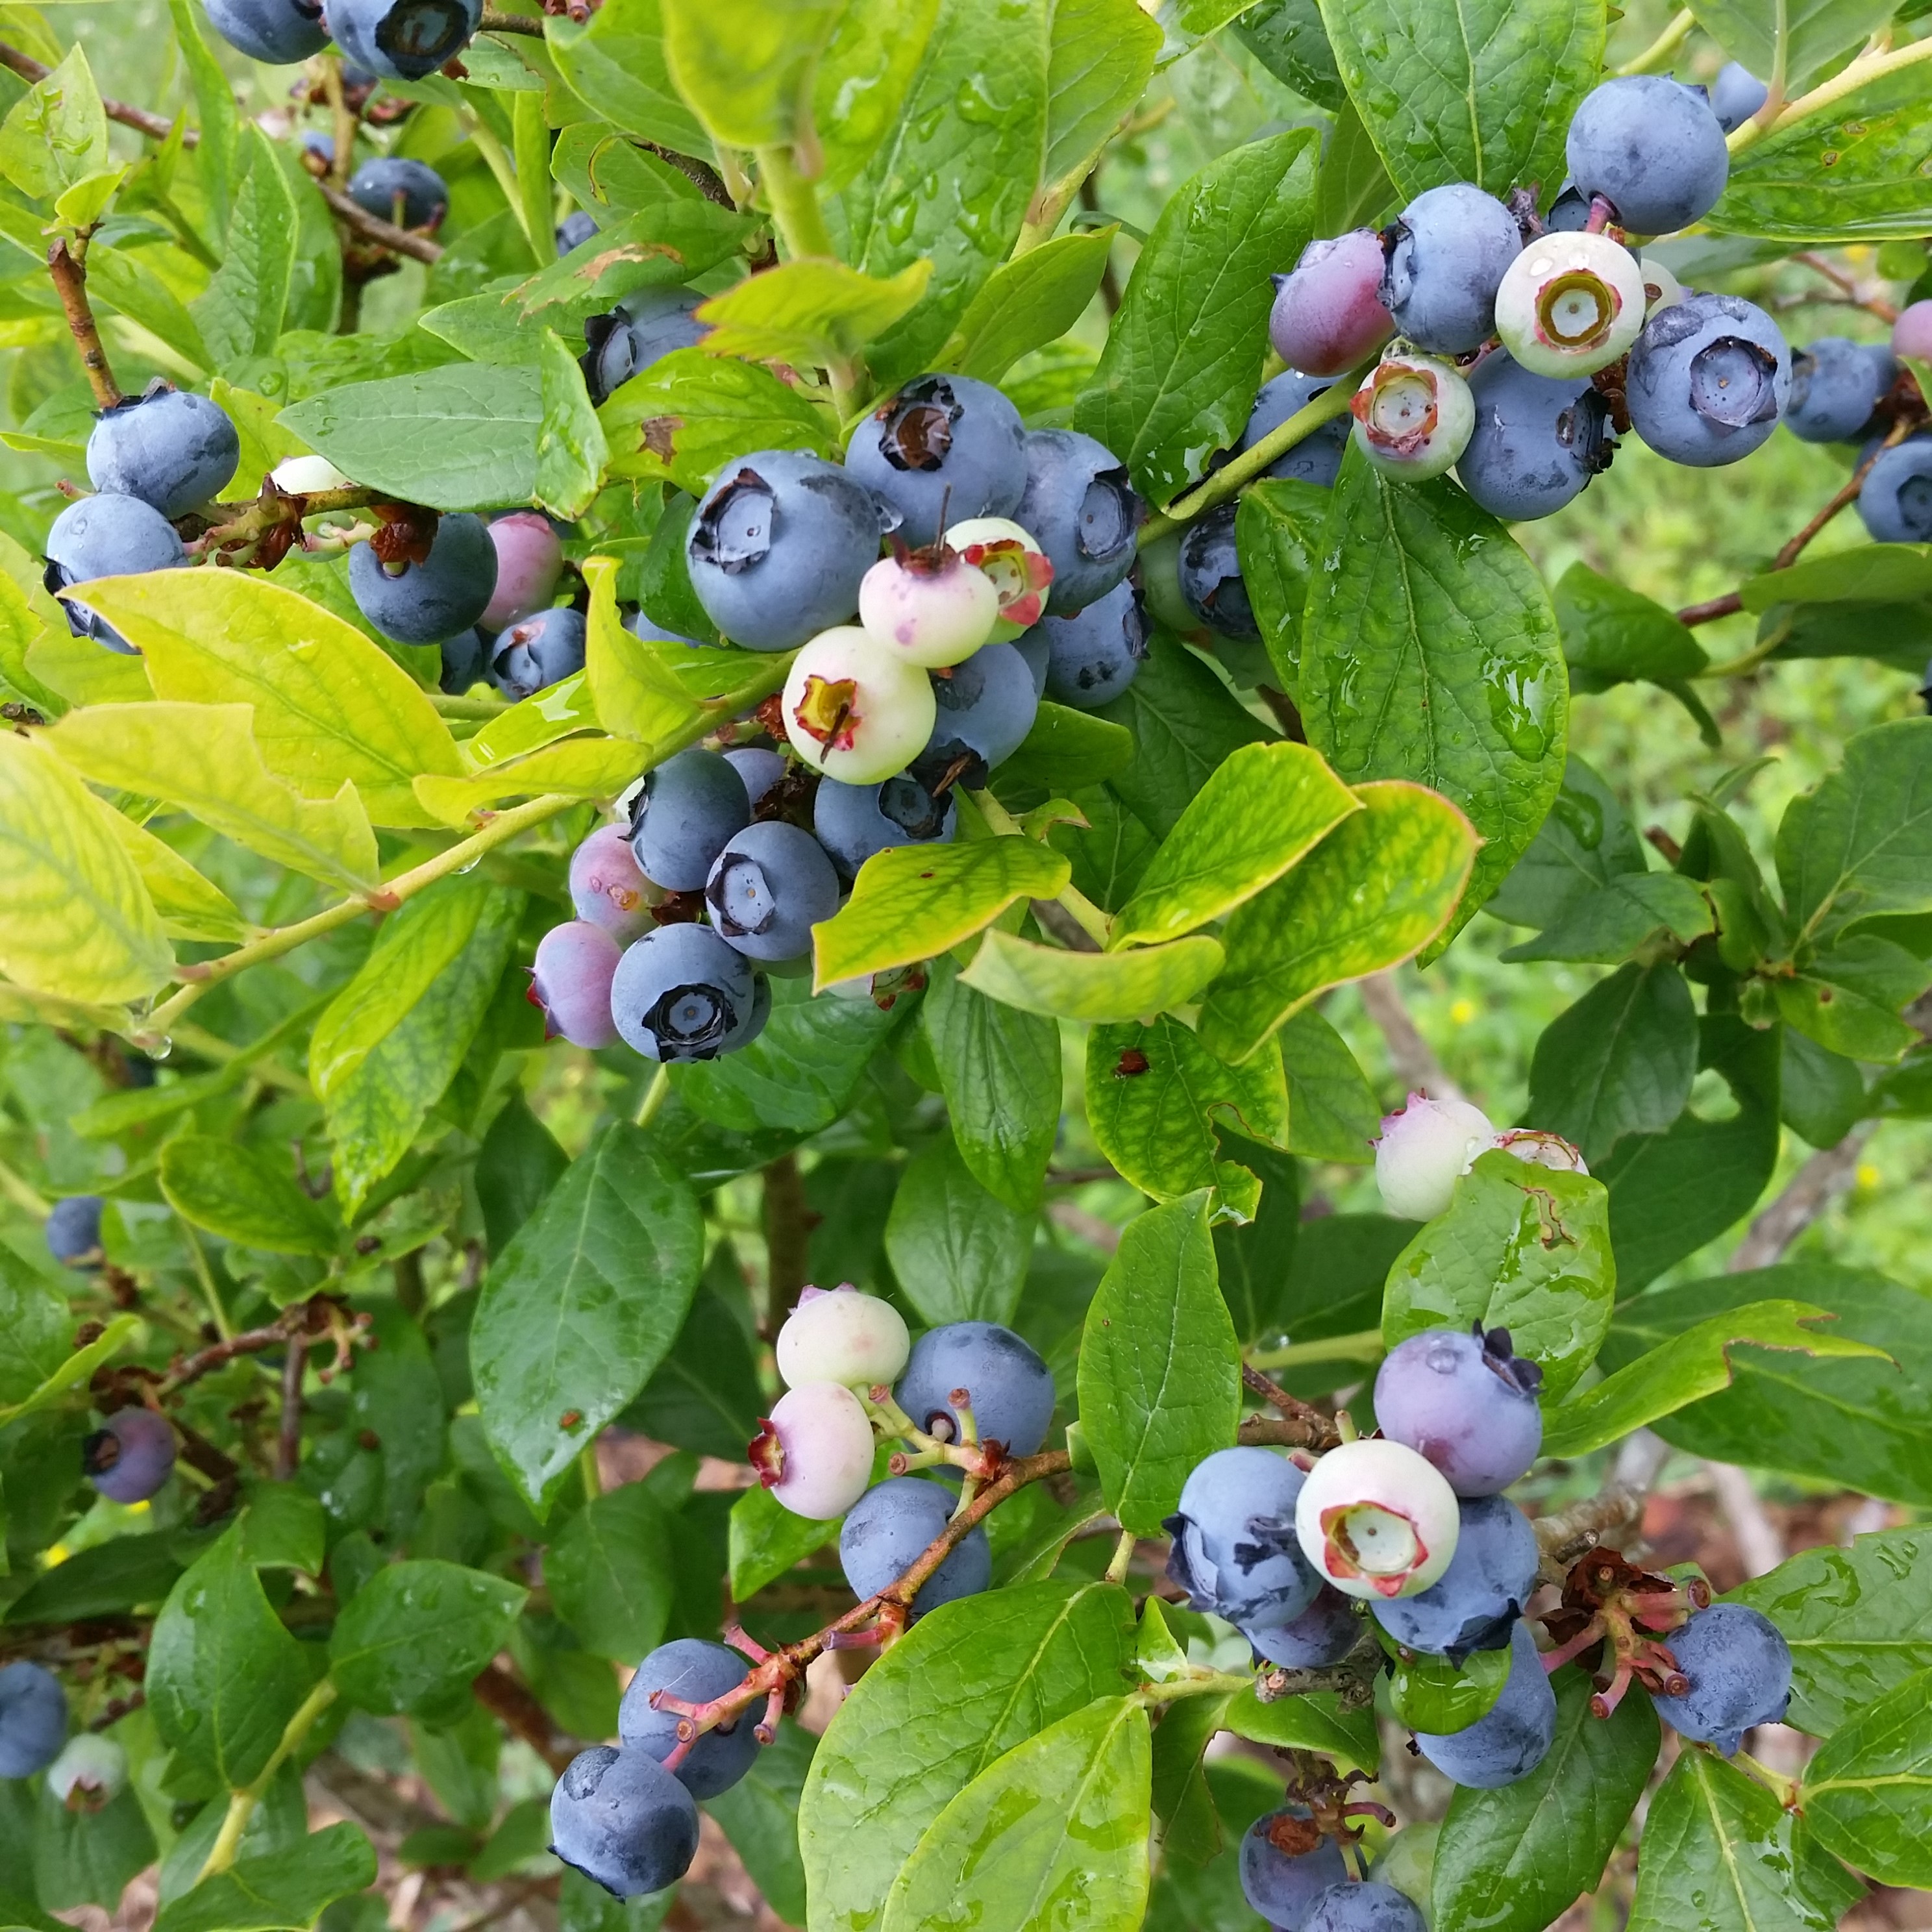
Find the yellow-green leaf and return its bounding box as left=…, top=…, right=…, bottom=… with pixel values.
left=100, top=809, right=251, bottom=943
left=69, top=572, right=464, bottom=829
left=0, top=732, right=172, bottom=1003
left=210, top=380, right=311, bottom=501
left=582, top=554, right=706, bottom=746
left=960, top=926, right=1224, bottom=1022
left=535, top=327, right=610, bottom=520
left=414, top=737, right=647, bottom=826
left=0, top=1314, right=140, bottom=1428
left=160, top=1136, right=340, bottom=1255
left=813, top=837, right=1071, bottom=989
left=462, top=673, right=601, bottom=767
left=696, top=259, right=932, bottom=370
left=24, top=626, right=153, bottom=708
left=49, top=703, right=380, bottom=892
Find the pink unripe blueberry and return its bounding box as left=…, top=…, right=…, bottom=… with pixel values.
left=1374, top=1093, right=1496, bottom=1220
left=1493, top=232, right=1647, bottom=377
left=1894, top=301, right=1932, bottom=363
left=47, top=1735, right=126, bottom=1813
left=1294, top=1437, right=1461, bottom=1600
left=528, top=921, right=621, bottom=1049
left=1491, top=1128, right=1589, bottom=1176
left=569, top=824, right=656, bottom=943
left=480, top=511, right=565, bottom=632
left=1350, top=354, right=1475, bottom=480
left=944, top=517, right=1054, bottom=638
left=82, top=1407, right=176, bottom=1504
left=775, top=1285, right=911, bottom=1391
left=749, top=1381, right=876, bottom=1520
left=858, top=551, right=999, bottom=667
left=782, top=626, right=937, bottom=784
left=1269, top=230, right=1396, bottom=377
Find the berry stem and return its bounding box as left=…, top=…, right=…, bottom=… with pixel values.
left=478, top=6, right=544, bottom=31
left=1103, top=1527, right=1136, bottom=1583
left=45, top=238, right=121, bottom=410
left=1613, top=6, right=1694, bottom=77
left=1727, top=31, right=1932, bottom=158
left=1732, top=1750, right=1800, bottom=1807
left=1246, top=1330, right=1385, bottom=1375
left=633, top=1063, right=671, bottom=1130
left=195, top=1678, right=338, bottom=1880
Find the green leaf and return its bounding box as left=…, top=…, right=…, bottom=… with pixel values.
left=1740, top=542, right=1932, bottom=614
left=1300, top=460, right=1567, bottom=943
left=814, top=0, right=943, bottom=192
left=414, top=737, right=649, bottom=824
left=0, top=1250, right=71, bottom=1410
left=884, top=1132, right=1036, bottom=1326
left=1316, top=0, right=1603, bottom=201
left=1541, top=1300, right=1889, bottom=1459
left=154, top=1821, right=377, bottom=1932
left=1555, top=562, right=1709, bottom=693
left=1236, top=0, right=1349, bottom=110
left=0, top=1313, right=137, bottom=1428
left=166, top=0, right=237, bottom=231
left=1629, top=1750, right=1857, bottom=1932
left=1781, top=1029, right=1868, bottom=1149
left=1689, top=0, right=1895, bottom=90
left=708, top=1720, right=817, bottom=1926
left=159, top=1137, right=340, bottom=1256
left=881, top=1694, right=1150, bottom=1932
left=998, top=702, right=1136, bottom=795
left=1381, top=1151, right=1615, bottom=1404
left=1728, top=1527, right=1932, bottom=1738
left=627, top=1278, right=763, bottom=1458
left=1074, top=130, right=1319, bottom=508
left=662, top=0, right=843, bottom=147
left=1278, top=1009, right=1380, bottom=1165
left=1773, top=933, right=1931, bottom=1063
left=238, top=1484, right=327, bottom=1575
left=1078, top=1191, right=1240, bottom=1534
left=729, top=1481, right=842, bottom=1601
left=0, top=45, right=105, bottom=202
left=1213, top=1144, right=1299, bottom=1344
left=536, top=327, right=611, bottom=521
left=697, top=258, right=932, bottom=371
left=4, top=1530, right=183, bottom=1623
left=837, top=0, right=1052, bottom=387
left=192, top=128, right=295, bottom=366
left=147, top=1529, right=316, bottom=1786
left=101, top=808, right=249, bottom=944
left=811, top=836, right=1071, bottom=989
left=1385, top=1644, right=1510, bottom=1734
left=599, top=346, right=834, bottom=493
left=329, top=1559, right=528, bottom=1714
left=1314, top=97, right=1398, bottom=235
left=1433, top=1671, right=1658, bottom=1932
left=0, top=730, right=171, bottom=1004
left=1526, top=961, right=1700, bottom=1165
left=1149, top=1688, right=1228, bottom=1864
left=546, top=1481, right=676, bottom=1663
left=544, top=0, right=712, bottom=156
left=939, top=228, right=1119, bottom=385
left=581, top=558, right=708, bottom=752
left=32, top=1783, right=156, bottom=1915
left=85, top=242, right=213, bottom=373
left=1499, top=871, right=1714, bottom=965
left=922, top=956, right=1061, bottom=1211
left=73, top=569, right=464, bottom=830
left=799, top=1577, right=1137, bottom=1932
left=1198, top=779, right=1479, bottom=1064
left=308, top=878, right=524, bottom=1214
left=1488, top=753, right=1648, bottom=930
left=1037, top=0, right=1163, bottom=225
left=1226, top=1684, right=1380, bottom=1774
left=1110, top=741, right=1358, bottom=949
left=551, top=121, right=706, bottom=217
left=279, top=364, right=545, bottom=513
left=1237, top=475, right=1332, bottom=694
left=961, top=926, right=1224, bottom=1024
left=473, top=1122, right=704, bottom=1509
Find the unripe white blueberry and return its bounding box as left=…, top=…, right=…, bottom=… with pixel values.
left=749, top=1381, right=876, bottom=1520
left=1374, top=1093, right=1497, bottom=1220
left=46, top=1734, right=127, bottom=1813
left=858, top=552, right=999, bottom=667
left=1294, top=1437, right=1461, bottom=1600
left=270, top=453, right=353, bottom=494
left=1350, top=354, right=1475, bottom=480
left=774, top=1284, right=911, bottom=1391
left=781, top=626, right=937, bottom=784
left=1492, top=1127, right=1589, bottom=1176
left=1639, top=255, right=1684, bottom=315
left=1493, top=232, right=1647, bottom=378
left=944, top=517, right=1054, bottom=638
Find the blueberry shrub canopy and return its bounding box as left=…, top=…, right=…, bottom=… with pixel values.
left=1, top=1, right=1931, bottom=1927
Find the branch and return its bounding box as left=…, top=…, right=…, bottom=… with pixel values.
left=478, top=6, right=545, bottom=29
left=314, top=180, right=445, bottom=264
left=47, top=240, right=120, bottom=408
left=1727, top=1123, right=1874, bottom=1272
left=276, top=1333, right=306, bottom=1481
left=643, top=144, right=737, bottom=210
left=1794, top=251, right=1898, bottom=325
left=1356, top=971, right=1464, bottom=1103
left=1702, top=1458, right=1787, bottom=1578
left=0, top=40, right=190, bottom=145
left=1533, top=1480, right=1644, bottom=1581
left=472, top=1663, right=578, bottom=1776
left=158, top=1294, right=348, bottom=1396
left=1243, top=1363, right=1343, bottom=1451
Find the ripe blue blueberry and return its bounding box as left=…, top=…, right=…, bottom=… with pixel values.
left=839, top=1476, right=991, bottom=1617
left=1368, top=1494, right=1539, bottom=1664
left=619, top=1639, right=759, bottom=1798
left=1414, top=1620, right=1557, bottom=1789
left=82, top=1407, right=177, bottom=1505
left=1240, top=1808, right=1350, bottom=1931
left=549, top=1744, right=700, bottom=1898
left=1241, top=371, right=1349, bottom=488
left=1242, top=1586, right=1361, bottom=1670
left=813, top=773, right=956, bottom=880
left=491, top=605, right=587, bottom=700
left=610, top=924, right=765, bottom=1062
left=86, top=384, right=240, bottom=519
left=349, top=512, right=499, bottom=643
left=1543, top=181, right=1591, bottom=232
left=327, top=0, right=482, bottom=82
left=687, top=452, right=886, bottom=652
left=630, top=747, right=752, bottom=891
left=1303, top=1881, right=1428, bottom=1932
left=438, top=628, right=488, bottom=695
left=1786, top=337, right=1895, bottom=443
left=922, top=640, right=1039, bottom=787
left=1649, top=1604, right=1792, bottom=1755
left=1034, top=577, right=1149, bottom=709
left=1012, top=626, right=1049, bottom=699
left=895, top=1322, right=1055, bottom=1456
left=625, top=609, right=709, bottom=649
left=1270, top=229, right=1394, bottom=377
left=0, top=1662, right=67, bottom=1780
left=1626, top=292, right=1790, bottom=467
left=1375, top=1324, right=1542, bottom=1496
left=202, top=0, right=328, bottom=62
left=1013, top=429, right=1141, bottom=614
left=529, top=922, right=621, bottom=1050
left=345, top=157, right=448, bottom=230
left=1379, top=184, right=1524, bottom=356
left=1165, top=1445, right=1322, bottom=1628
left=845, top=373, right=1028, bottom=547
left=1457, top=352, right=1615, bottom=523
left=44, top=493, right=186, bottom=652
left=1857, top=435, right=1932, bottom=543
left=557, top=210, right=599, bottom=256
left=724, top=745, right=788, bottom=810
left=571, top=824, right=654, bottom=942
left=45, top=1196, right=104, bottom=1270
left=1566, top=75, right=1729, bottom=235
left=1178, top=502, right=1257, bottom=638
left=704, top=821, right=841, bottom=963
left=585, top=288, right=706, bottom=406
left=1711, top=62, right=1769, bottom=134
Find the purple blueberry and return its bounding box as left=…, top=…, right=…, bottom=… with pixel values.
left=1012, top=428, right=1141, bottom=615
left=549, top=1744, right=700, bottom=1897
left=43, top=493, right=186, bottom=652
left=326, top=0, right=481, bottom=82
left=845, top=373, right=1028, bottom=548
left=1414, top=1620, right=1557, bottom=1789
left=1711, top=62, right=1768, bottom=134
left=1626, top=291, right=1790, bottom=467
left=0, top=1663, right=67, bottom=1780
left=86, top=383, right=240, bottom=519
left=350, top=512, right=499, bottom=643
left=529, top=921, right=621, bottom=1049
left=1034, top=576, right=1148, bottom=709
left=894, top=1322, right=1054, bottom=1457
left=1241, top=370, right=1349, bottom=488
left=704, top=821, right=840, bottom=963
left=1165, top=1445, right=1322, bottom=1628
left=921, top=640, right=1038, bottom=787
left=1787, top=337, right=1895, bottom=444
left=839, top=1476, right=991, bottom=1617
left=1858, top=435, right=1932, bottom=543
left=618, top=1639, right=758, bottom=1798
left=45, top=1196, right=104, bottom=1269
left=1649, top=1604, right=1792, bottom=1755
left=480, top=511, right=565, bottom=630
left=1374, top=1326, right=1542, bottom=1496
left=82, top=1407, right=177, bottom=1504
left=724, top=745, right=788, bottom=810
left=813, top=773, right=956, bottom=880
left=1303, top=1882, right=1429, bottom=1932
left=1894, top=301, right=1932, bottom=361
left=1369, top=1494, right=1539, bottom=1664
left=1241, top=1808, right=1350, bottom=1931
left=557, top=210, right=599, bottom=256
left=629, top=747, right=751, bottom=891
left=1270, top=229, right=1395, bottom=377
left=569, top=826, right=654, bottom=943
left=1178, top=502, right=1257, bottom=638
left=345, top=156, right=447, bottom=230
left=585, top=288, right=706, bottom=406
left=1243, top=1586, right=1362, bottom=1670
left=491, top=605, right=586, bottom=700
left=1379, top=184, right=1524, bottom=356
left=1457, top=351, right=1616, bottom=522
left=202, top=0, right=327, bottom=62
left=610, top=924, right=765, bottom=1062
left=1566, top=75, right=1729, bottom=235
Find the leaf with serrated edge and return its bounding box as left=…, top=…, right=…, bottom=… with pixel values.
left=962, top=926, right=1224, bottom=1024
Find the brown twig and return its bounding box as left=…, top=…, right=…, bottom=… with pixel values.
left=1357, top=972, right=1463, bottom=1104
left=47, top=240, right=120, bottom=408
left=1242, top=1363, right=1343, bottom=1451
left=1728, top=1123, right=1875, bottom=1272
left=315, top=180, right=445, bottom=264
left=159, top=1296, right=343, bottom=1396
left=472, top=1662, right=578, bottom=1774
left=276, top=1333, right=306, bottom=1481
left=1031, top=898, right=1100, bottom=952
left=1532, top=1480, right=1644, bottom=1583
left=643, top=143, right=737, bottom=212
left=319, top=55, right=356, bottom=194
left=1794, top=251, right=1898, bottom=325
left=479, top=6, right=545, bottom=31
left=1078, top=175, right=1122, bottom=316
left=0, top=40, right=190, bottom=145
left=761, top=1154, right=812, bottom=1340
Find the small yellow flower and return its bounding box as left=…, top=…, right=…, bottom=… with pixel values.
left=1857, top=1162, right=1882, bottom=1191
left=1448, top=998, right=1477, bottom=1026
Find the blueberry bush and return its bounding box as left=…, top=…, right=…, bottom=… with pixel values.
left=1, top=0, right=1931, bottom=1927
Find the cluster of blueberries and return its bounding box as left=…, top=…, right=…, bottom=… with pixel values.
left=0, top=1661, right=128, bottom=1813
left=200, top=0, right=482, bottom=84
